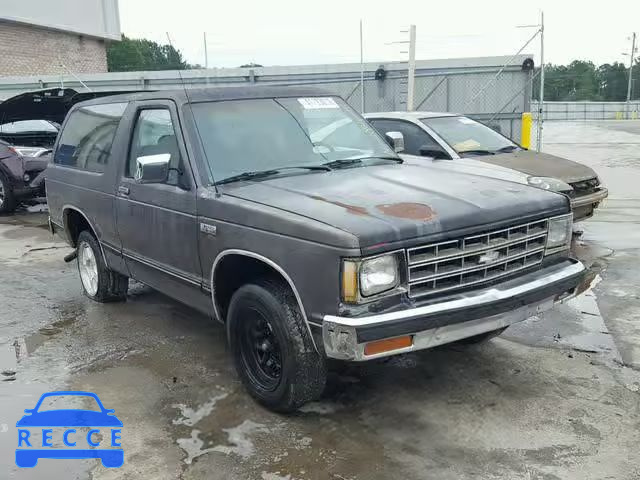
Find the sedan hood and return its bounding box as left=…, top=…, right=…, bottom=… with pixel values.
left=401, top=153, right=528, bottom=184
left=224, top=164, right=568, bottom=248
left=477, top=150, right=597, bottom=184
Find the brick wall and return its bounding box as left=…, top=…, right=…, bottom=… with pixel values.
left=0, top=21, right=108, bottom=77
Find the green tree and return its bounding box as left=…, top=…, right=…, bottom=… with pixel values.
left=107, top=35, right=189, bottom=72
left=597, top=62, right=629, bottom=100
left=533, top=60, right=600, bottom=101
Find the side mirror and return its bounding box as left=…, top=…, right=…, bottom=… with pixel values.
left=135, top=153, right=170, bottom=184
left=385, top=131, right=405, bottom=153
left=419, top=146, right=449, bottom=160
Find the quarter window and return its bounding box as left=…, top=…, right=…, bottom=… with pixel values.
left=127, top=109, right=183, bottom=186
left=54, top=103, right=127, bottom=172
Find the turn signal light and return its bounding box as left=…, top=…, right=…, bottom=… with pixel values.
left=364, top=335, right=412, bottom=356
left=342, top=260, right=359, bottom=303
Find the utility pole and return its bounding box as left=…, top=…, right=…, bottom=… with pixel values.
left=204, top=32, right=209, bottom=86
left=204, top=32, right=209, bottom=69
left=406, top=24, right=416, bottom=111
left=536, top=11, right=545, bottom=152
left=360, top=19, right=365, bottom=113
left=626, top=32, right=637, bottom=119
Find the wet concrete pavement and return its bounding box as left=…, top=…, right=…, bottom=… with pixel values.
left=2, top=122, right=640, bottom=479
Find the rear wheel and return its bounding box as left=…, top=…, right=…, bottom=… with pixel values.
left=227, top=279, right=326, bottom=412
left=77, top=230, right=128, bottom=302
left=0, top=172, right=17, bottom=214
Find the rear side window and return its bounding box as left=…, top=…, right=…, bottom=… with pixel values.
left=55, top=103, right=127, bottom=172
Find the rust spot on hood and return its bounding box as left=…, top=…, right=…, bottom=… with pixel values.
left=376, top=202, right=436, bottom=221
left=309, top=195, right=369, bottom=216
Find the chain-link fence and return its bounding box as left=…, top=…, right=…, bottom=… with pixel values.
left=531, top=101, right=640, bottom=121
left=0, top=56, right=534, bottom=141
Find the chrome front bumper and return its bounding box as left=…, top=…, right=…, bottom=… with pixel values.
left=570, top=188, right=608, bottom=209
left=322, top=259, right=586, bottom=361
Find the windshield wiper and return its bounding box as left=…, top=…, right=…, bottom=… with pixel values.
left=458, top=149, right=495, bottom=156
left=495, top=145, right=519, bottom=153
left=216, top=165, right=331, bottom=185
left=352, top=155, right=403, bottom=164
left=321, top=158, right=363, bottom=169
left=322, top=156, right=403, bottom=169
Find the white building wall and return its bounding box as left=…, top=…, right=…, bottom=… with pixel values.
left=0, top=0, right=120, bottom=40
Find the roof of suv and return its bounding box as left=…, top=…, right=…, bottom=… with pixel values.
left=364, top=111, right=459, bottom=120
left=73, top=86, right=333, bottom=108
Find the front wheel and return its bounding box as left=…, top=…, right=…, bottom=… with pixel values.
left=227, top=279, right=326, bottom=412
left=77, top=230, right=128, bottom=302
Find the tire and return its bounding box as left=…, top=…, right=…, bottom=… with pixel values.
left=227, top=278, right=327, bottom=412
left=454, top=327, right=508, bottom=345
left=0, top=172, right=17, bottom=214
left=77, top=230, right=128, bottom=302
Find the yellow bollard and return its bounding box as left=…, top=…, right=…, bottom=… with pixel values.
left=521, top=112, right=532, bottom=149
left=616, top=111, right=623, bottom=120
left=633, top=111, right=638, bottom=120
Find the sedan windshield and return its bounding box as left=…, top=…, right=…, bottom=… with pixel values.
left=191, top=96, right=397, bottom=183
left=421, top=116, right=518, bottom=155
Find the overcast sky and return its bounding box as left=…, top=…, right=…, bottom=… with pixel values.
left=119, top=0, right=639, bottom=69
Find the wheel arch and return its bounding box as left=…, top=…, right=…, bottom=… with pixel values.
left=62, top=205, right=107, bottom=264
left=210, top=249, right=318, bottom=351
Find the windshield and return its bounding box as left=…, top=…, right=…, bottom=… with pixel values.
left=421, top=116, right=517, bottom=155
left=0, top=120, right=58, bottom=134
left=191, top=96, right=396, bottom=182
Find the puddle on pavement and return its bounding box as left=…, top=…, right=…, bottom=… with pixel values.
left=12, top=307, right=80, bottom=362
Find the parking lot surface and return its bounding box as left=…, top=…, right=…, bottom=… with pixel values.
left=2, top=121, right=640, bottom=480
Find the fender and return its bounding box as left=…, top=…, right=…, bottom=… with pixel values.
left=210, top=249, right=319, bottom=352
left=61, top=205, right=108, bottom=267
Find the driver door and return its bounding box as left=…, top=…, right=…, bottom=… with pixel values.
left=115, top=100, right=201, bottom=294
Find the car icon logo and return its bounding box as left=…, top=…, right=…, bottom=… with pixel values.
left=16, top=391, right=123, bottom=468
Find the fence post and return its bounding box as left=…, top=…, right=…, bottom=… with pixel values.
left=521, top=112, right=532, bottom=149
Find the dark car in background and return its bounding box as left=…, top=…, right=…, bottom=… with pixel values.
left=0, top=120, right=56, bottom=213
left=0, top=87, right=135, bottom=213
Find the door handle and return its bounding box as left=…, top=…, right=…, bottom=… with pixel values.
left=117, top=185, right=130, bottom=196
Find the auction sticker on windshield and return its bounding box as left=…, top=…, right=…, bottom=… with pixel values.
left=15, top=391, right=123, bottom=468
left=298, top=97, right=339, bottom=109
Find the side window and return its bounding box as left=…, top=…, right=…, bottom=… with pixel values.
left=127, top=109, right=183, bottom=186
left=54, top=103, right=127, bottom=172
left=369, top=119, right=442, bottom=156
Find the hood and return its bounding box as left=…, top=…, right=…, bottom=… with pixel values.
left=0, top=88, right=145, bottom=125
left=223, top=164, right=568, bottom=248
left=475, top=150, right=597, bottom=184
left=401, top=153, right=528, bottom=184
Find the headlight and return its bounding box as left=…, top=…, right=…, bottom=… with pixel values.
left=527, top=176, right=572, bottom=193
left=342, top=254, right=401, bottom=302
left=546, top=214, right=573, bottom=253
left=360, top=255, right=399, bottom=296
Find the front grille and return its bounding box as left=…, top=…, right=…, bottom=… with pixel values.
left=568, top=177, right=600, bottom=198
left=407, top=218, right=549, bottom=298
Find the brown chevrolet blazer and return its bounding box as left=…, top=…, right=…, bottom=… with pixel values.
left=46, top=86, right=586, bottom=412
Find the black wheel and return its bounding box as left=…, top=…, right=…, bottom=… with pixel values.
left=0, top=172, right=17, bottom=214
left=77, top=230, right=128, bottom=302
left=455, top=327, right=508, bottom=345
left=227, top=279, right=327, bottom=412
